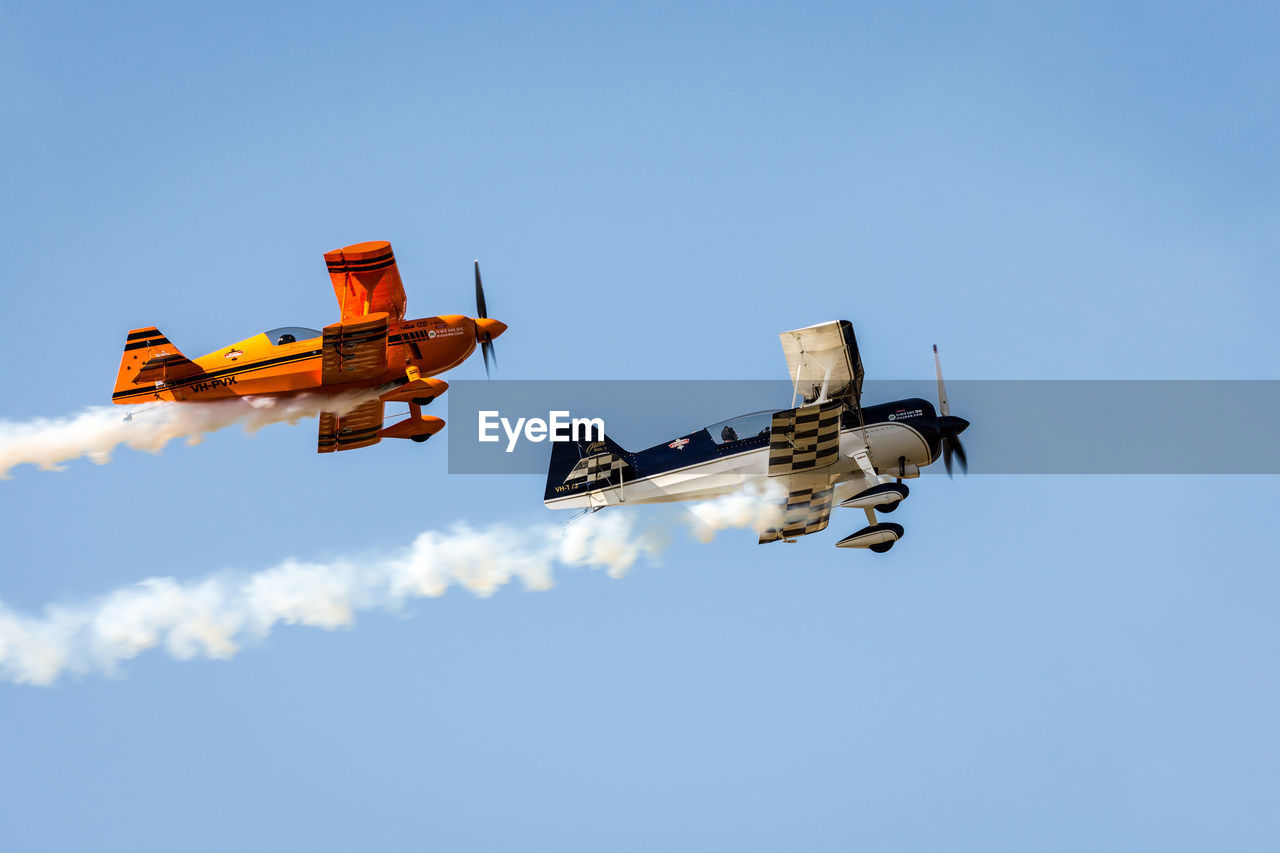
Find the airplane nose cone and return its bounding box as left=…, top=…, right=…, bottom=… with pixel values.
left=939, top=415, right=969, bottom=435
left=475, top=317, right=508, bottom=340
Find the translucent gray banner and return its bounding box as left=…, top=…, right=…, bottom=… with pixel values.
left=442, top=380, right=1280, bottom=475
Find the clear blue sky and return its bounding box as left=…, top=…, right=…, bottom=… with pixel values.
left=2, top=2, right=1278, bottom=850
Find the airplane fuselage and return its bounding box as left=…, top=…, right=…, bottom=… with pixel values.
left=545, top=397, right=947, bottom=510
left=112, top=314, right=482, bottom=405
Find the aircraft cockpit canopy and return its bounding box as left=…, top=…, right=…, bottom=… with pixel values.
left=265, top=326, right=320, bottom=345
left=707, top=410, right=776, bottom=445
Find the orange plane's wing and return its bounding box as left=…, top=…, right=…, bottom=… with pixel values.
left=321, top=312, right=390, bottom=385
left=324, top=241, right=407, bottom=322
left=317, top=400, right=385, bottom=453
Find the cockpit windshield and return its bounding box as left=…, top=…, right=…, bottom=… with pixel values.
left=707, top=410, right=776, bottom=445
left=264, top=326, right=320, bottom=345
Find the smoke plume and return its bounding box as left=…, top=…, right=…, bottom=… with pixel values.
left=0, top=392, right=379, bottom=479
left=0, top=491, right=780, bottom=686
left=685, top=479, right=787, bottom=542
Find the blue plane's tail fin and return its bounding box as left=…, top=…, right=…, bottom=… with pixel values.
left=544, top=433, right=634, bottom=505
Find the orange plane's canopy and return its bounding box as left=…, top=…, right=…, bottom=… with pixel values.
left=325, top=240, right=408, bottom=322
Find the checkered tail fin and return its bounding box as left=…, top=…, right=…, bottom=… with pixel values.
left=544, top=432, right=635, bottom=502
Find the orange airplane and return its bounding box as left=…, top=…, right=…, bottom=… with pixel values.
left=112, top=240, right=507, bottom=452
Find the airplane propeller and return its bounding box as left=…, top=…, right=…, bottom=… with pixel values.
left=474, top=260, right=498, bottom=376
left=933, top=344, right=970, bottom=477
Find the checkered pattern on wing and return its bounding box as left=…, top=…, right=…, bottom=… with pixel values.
left=564, top=452, right=633, bottom=485
left=758, top=486, right=834, bottom=543
left=767, top=401, right=842, bottom=476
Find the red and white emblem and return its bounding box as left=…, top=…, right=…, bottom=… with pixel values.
left=224, top=348, right=244, bottom=361
left=668, top=437, right=690, bottom=450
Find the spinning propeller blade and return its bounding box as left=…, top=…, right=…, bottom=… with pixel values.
left=951, top=432, right=968, bottom=472
left=933, top=344, right=949, bottom=417
left=474, top=260, right=498, bottom=376
left=933, top=344, right=968, bottom=477
left=475, top=260, right=488, bottom=320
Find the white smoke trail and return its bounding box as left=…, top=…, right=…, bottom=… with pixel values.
left=0, top=391, right=379, bottom=479
left=0, top=490, right=780, bottom=687
left=684, top=479, right=787, bottom=542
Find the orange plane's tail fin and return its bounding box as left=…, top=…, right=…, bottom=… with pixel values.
left=113, top=327, right=203, bottom=404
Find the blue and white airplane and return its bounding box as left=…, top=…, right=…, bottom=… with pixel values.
left=543, top=321, right=970, bottom=552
